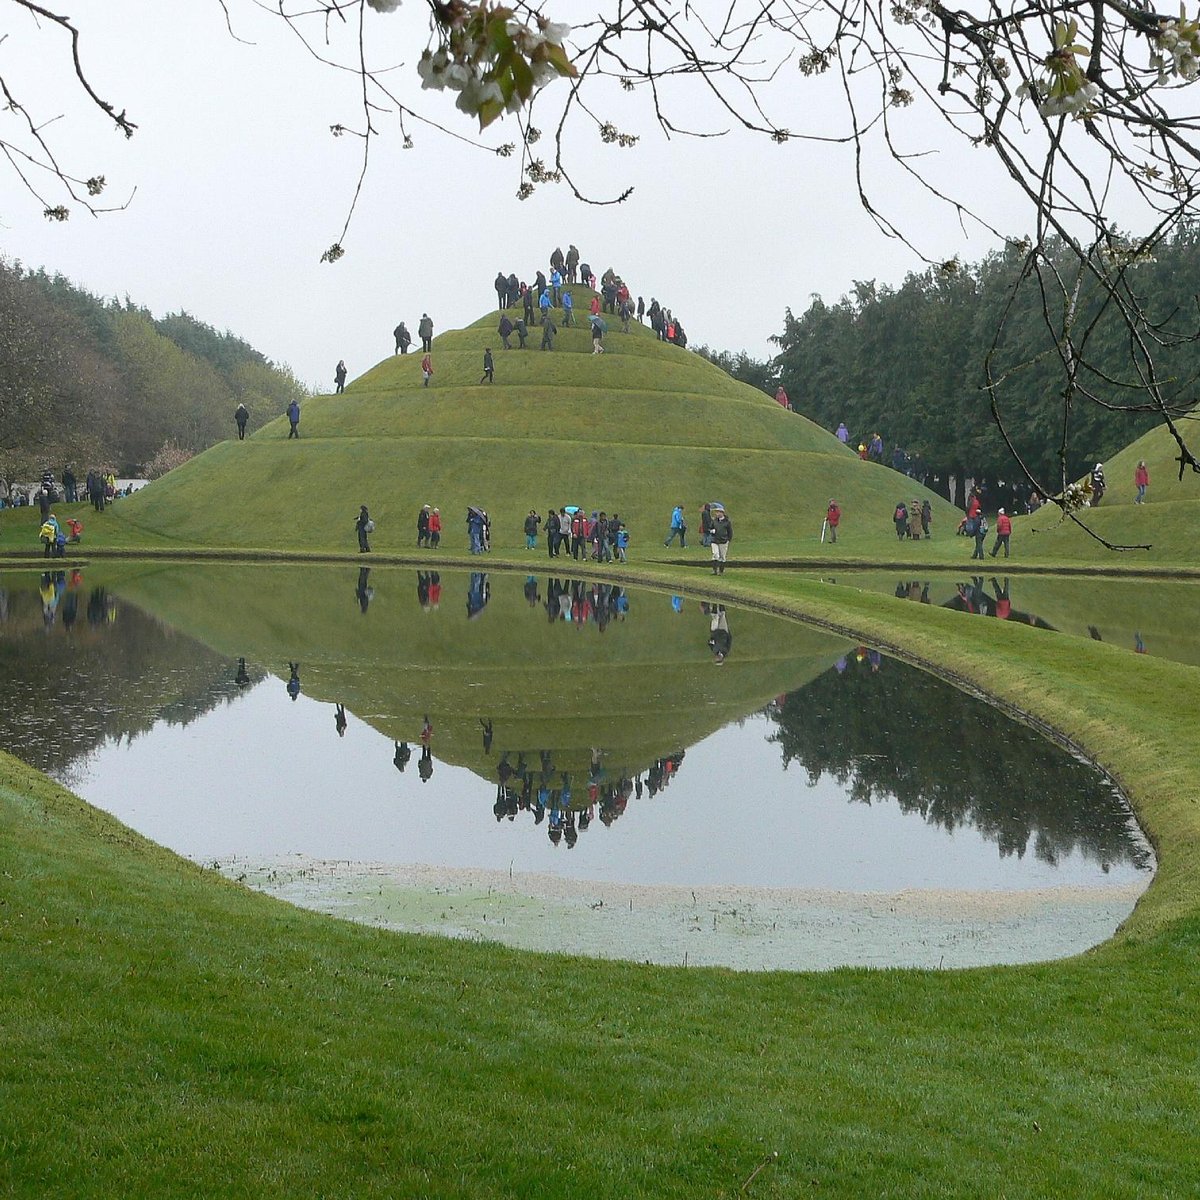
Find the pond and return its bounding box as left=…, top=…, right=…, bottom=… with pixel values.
left=810, top=570, right=1200, bottom=667
left=0, top=565, right=1152, bottom=970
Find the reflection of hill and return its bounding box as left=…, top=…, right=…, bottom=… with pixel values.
left=767, top=653, right=1150, bottom=868
left=106, top=564, right=850, bottom=780
left=0, top=570, right=264, bottom=778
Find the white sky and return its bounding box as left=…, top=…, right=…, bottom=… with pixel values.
left=1, top=2, right=1102, bottom=390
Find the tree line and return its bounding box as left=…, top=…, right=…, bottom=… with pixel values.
left=701, top=227, right=1200, bottom=485
left=0, top=257, right=306, bottom=482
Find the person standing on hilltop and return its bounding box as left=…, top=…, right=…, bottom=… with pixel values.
left=479, top=348, right=494, bottom=384
left=334, top=360, right=348, bottom=394
left=522, top=286, right=534, bottom=325
left=419, top=313, right=434, bottom=352
left=287, top=398, right=301, bottom=439
left=234, top=403, right=249, bottom=441
left=394, top=321, right=412, bottom=354
left=565, top=244, right=579, bottom=283
left=550, top=246, right=565, bottom=276
left=775, top=386, right=790, bottom=410
left=539, top=288, right=552, bottom=325
left=494, top=271, right=508, bottom=311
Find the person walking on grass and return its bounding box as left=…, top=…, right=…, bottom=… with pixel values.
left=590, top=314, right=606, bottom=354
left=394, top=321, right=412, bottom=354
left=287, top=398, right=301, bottom=439
left=234, top=403, right=249, bottom=441
left=334, top=360, right=348, bottom=393
left=515, top=317, right=528, bottom=349
left=498, top=314, right=513, bottom=350
left=540, top=316, right=557, bottom=350
left=562, top=289, right=575, bottom=326
left=421, top=352, right=433, bottom=387
left=664, top=504, right=687, bottom=548
left=417, top=504, right=431, bottom=548
left=419, top=313, right=434, bottom=352
left=710, top=505, right=733, bottom=574
left=480, top=348, right=494, bottom=384
left=429, top=507, right=442, bottom=548
left=990, top=508, right=1012, bottom=558
left=539, top=288, right=552, bottom=325
left=921, top=498, right=932, bottom=538
left=825, top=499, right=841, bottom=544
left=971, top=513, right=988, bottom=560
left=1135, top=460, right=1149, bottom=504
left=356, top=505, right=372, bottom=553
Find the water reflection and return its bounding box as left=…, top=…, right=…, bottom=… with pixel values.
left=820, top=572, right=1200, bottom=665
left=0, top=565, right=1154, bottom=966
left=0, top=566, right=1149, bottom=877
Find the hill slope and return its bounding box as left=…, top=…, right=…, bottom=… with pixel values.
left=90, top=295, right=958, bottom=555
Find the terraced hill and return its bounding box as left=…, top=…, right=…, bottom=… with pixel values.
left=107, top=293, right=957, bottom=555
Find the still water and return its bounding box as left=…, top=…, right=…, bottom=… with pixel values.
left=812, top=571, right=1200, bottom=667
left=0, top=565, right=1153, bottom=970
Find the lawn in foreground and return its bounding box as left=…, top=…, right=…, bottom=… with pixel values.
left=2, top=567, right=1199, bottom=1197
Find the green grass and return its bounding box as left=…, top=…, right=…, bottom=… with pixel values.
left=4, top=563, right=1200, bottom=1197
left=4, top=304, right=1200, bottom=1194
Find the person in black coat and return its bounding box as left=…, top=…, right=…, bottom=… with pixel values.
left=356, top=504, right=372, bottom=553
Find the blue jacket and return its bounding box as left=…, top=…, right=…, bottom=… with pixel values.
left=670, top=506, right=684, bottom=529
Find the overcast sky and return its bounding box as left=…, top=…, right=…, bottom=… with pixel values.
left=5, top=3, right=1083, bottom=391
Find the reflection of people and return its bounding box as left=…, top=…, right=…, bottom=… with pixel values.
left=466, top=572, right=490, bottom=618
left=708, top=606, right=732, bottom=663
left=394, top=741, right=412, bottom=772
left=235, top=657, right=250, bottom=688
left=287, top=662, right=301, bottom=701
left=335, top=704, right=347, bottom=737
left=991, top=577, right=1012, bottom=620
left=418, top=743, right=434, bottom=783
left=356, top=567, right=372, bottom=614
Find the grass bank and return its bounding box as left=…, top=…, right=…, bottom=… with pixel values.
left=2, top=562, right=1199, bottom=1197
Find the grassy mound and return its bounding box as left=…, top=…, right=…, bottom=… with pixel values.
left=66, top=297, right=959, bottom=556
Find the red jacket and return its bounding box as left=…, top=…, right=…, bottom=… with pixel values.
left=967, top=494, right=982, bottom=518
left=826, top=504, right=841, bottom=526
left=1135, top=464, right=1149, bottom=486
left=996, top=513, right=1012, bottom=536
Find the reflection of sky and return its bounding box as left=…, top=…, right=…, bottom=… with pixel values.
left=68, top=678, right=1149, bottom=894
